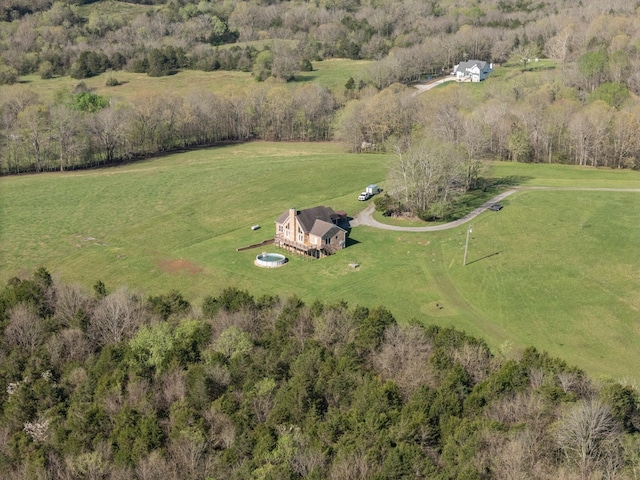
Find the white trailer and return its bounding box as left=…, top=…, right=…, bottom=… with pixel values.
left=366, top=184, right=381, bottom=195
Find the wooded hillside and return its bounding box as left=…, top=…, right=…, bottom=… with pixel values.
left=1, top=268, right=639, bottom=479
left=2, top=0, right=640, bottom=174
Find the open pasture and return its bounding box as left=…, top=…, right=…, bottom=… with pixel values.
left=14, top=58, right=370, bottom=105
left=1, top=144, right=639, bottom=381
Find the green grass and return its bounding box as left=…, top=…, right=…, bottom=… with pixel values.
left=298, top=58, right=372, bottom=91
left=1, top=145, right=639, bottom=382
left=14, top=58, right=370, bottom=105
left=74, top=0, right=158, bottom=22
left=487, top=161, right=640, bottom=188
left=434, top=188, right=640, bottom=379
left=0, top=141, right=390, bottom=296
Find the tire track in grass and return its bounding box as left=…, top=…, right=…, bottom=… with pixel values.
left=424, top=241, right=511, bottom=343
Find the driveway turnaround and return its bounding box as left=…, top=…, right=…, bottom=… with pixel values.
left=351, top=190, right=517, bottom=231
left=351, top=186, right=640, bottom=232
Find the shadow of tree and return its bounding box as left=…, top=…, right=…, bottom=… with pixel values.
left=440, top=176, right=530, bottom=222
left=293, top=74, right=317, bottom=83
left=476, top=175, right=531, bottom=192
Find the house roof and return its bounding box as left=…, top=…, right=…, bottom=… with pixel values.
left=298, top=206, right=338, bottom=232
left=276, top=206, right=339, bottom=232
left=276, top=206, right=347, bottom=239
left=456, top=60, right=489, bottom=72
left=275, top=210, right=290, bottom=224
left=310, top=220, right=345, bottom=238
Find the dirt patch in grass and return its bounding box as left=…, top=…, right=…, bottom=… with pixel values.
left=158, top=258, right=202, bottom=275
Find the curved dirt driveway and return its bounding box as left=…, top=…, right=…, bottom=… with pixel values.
left=412, top=77, right=457, bottom=96
left=351, top=187, right=640, bottom=232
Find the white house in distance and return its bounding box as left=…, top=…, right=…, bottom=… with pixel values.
left=453, top=60, right=493, bottom=82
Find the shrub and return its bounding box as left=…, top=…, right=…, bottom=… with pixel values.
left=0, top=65, right=18, bottom=85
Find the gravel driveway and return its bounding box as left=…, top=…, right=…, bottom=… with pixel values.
left=350, top=186, right=640, bottom=232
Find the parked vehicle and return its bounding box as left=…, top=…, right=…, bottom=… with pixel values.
left=366, top=184, right=381, bottom=195
left=358, top=192, right=371, bottom=201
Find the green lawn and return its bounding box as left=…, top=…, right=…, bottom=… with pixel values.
left=1, top=146, right=639, bottom=382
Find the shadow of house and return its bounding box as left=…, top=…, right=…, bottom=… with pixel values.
left=275, top=206, right=348, bottom=258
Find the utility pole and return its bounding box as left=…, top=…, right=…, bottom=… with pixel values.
left=463, top=224, right=472, bottom=266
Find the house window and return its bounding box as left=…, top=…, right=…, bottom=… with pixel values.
left=298, top=233, right=303, bottom=242
left=278, top=225, right=283, bottom=233
left=285, top=228, right=289, bottom=237
left=324, top=237, right=330, bottom=245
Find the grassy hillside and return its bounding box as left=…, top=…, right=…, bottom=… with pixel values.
left=1, top=144, right=639, bottom=381
left=14, top=58, right=370, bottom=105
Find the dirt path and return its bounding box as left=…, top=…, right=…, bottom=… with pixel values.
left=412, top=77, right=456, bottom=96
left=351, top=187, right=640, bottom=232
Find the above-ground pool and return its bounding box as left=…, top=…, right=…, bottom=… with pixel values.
left=255, top=252, right=288, bottom=268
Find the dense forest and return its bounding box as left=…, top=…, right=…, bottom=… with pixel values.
left=1, top=267, right=639, bottom=479
left=2, top=0, right=640, bottom=176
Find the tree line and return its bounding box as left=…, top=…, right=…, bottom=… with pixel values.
left=0, top=82, right=337, bottom=174
left=3, top=0, right=640, bottom=175
left=3, top=60, right=640, bottom=177
left=0, top=267, right=639, bottom=479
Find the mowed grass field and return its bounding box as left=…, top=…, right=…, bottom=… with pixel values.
left=1, top=145, right=639, bottom=382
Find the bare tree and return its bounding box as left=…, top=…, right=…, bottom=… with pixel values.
left=17, top=103, right=50, bottom=172
left=291, top=309, right=314, bottom=350
left=387, top=136, right=467, bottom=218
left=313, top=305, right=357, bottom=355
left=53, top=282, right=92, bottom=328
left=167, top=431, right=207, bottom=480
left=482, top=99, right=512, bottom=159
left=158, top=367, right=187, bottom=409
left=611, top=109, right=640, bottom=168
left=460, top=115, right=488, bottom=188
left=50, top=104, right=84, bottom=171
left=486, top=392, right=548, bottom=428
left=488, top=427, right=555, bottom=480
left=46, top=328, right=92, bottom=369
left=4, top=303, right=44, bottom=355
left=130, top=93, right=183, bottom=153
left=558, top=371, right=579, bottom=394
left=270, top=40, right=301, bottom=81
left=203, top=407, right=235, bottom=450
left=452, top=342, right=492, bottom=385
left=557, top=400, right=623, bottom=479
left=88, top=287, right=147, bottom=346
left=373, top=324, right=434, bottom=396
left=546, top=24, right=575, bottom=71
left=329, top=449, right=374, bottom=480
left=136, top=450, right=170, bottom=480
left=88, top=106, right=128, bottom=164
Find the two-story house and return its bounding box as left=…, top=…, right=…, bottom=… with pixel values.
left=453, top=60, right=493, bottom=82
left=275, top=206, right=347, bottom=258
